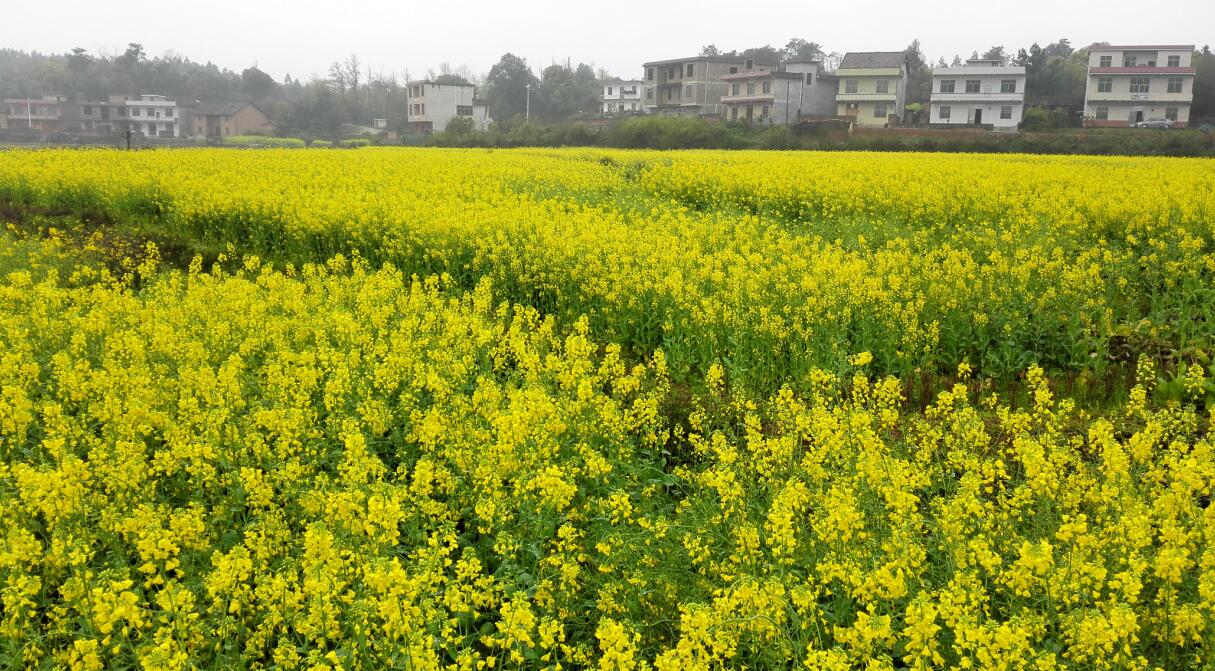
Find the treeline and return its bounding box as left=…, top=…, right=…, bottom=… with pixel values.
left=432, top=116, right=1215, bottom=157
left=2, top=38, right=1213, bottom=134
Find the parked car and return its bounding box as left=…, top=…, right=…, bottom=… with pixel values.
left=1136, top=117, right=1174, bottom=129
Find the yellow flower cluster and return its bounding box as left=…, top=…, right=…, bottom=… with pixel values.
left=2, top=148, right=1213, bottom=393
left=0, top=144, right=1213, bottom=668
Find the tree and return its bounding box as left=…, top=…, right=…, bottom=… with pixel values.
left=740, top=45, right=782, bottom=66
left=1194, top=48, right=1215, bottom=121
left=783, top=38, right=824, bottom=62
left=432, top=74, right=471, bottom=86
left=484, top=53, right=537, bottom=121
left=68, top=47, right=91, bottom=75
left=981, top=46, right=1008, bottom=65
left=700, top=44, right=721, bottom=57
left=904, top=39, right=932, bottom=106
left=120, top=43, right=145, bottom=68
left=951, top=55, right=963, bottom=67
left=1043, top=39, right=1074, bottom=59
left=241, top=66, right=277, bottom=99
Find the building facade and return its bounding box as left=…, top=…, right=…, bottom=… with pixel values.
left=834, top=52, right=909, bottom=127
left=1083, top=45, right=1195, bottom=128
left=642, top=56, right=776, bottom=117
left=86, top=94, right=181, bottom=137
left=189, top=102, right=275, bottom=138
left=601, top=80, right=646, bottom=115
left=720, top=61, right=837, bottom=124
left=929, top=59, right=1026, bottom=129
left=405, top=81, right=491, bottom=134
left=2, top=96, right=74, bottom=132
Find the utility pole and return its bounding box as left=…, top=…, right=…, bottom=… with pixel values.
left=525, top=84, right=531, bottom=122
left=26, top=97, right=32, bottom=130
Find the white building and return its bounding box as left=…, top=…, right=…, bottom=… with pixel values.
left=1082, top=44, right=1195, bottom=128
left=405, top=80, right=491, bottom=134
left=929, top=59, right=1026, bottom=129
left=119, top=94, right=180, bottom=137
left=601, top=80, right=645, bottom=115
left=720, top=61, right=837, bottom=124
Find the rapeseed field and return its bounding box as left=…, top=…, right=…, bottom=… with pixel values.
left=0, top=148, right=1213, bottom=669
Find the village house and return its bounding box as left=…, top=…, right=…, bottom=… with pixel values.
left=1082, top=44, right=1195, bottom=127
left=601, top=79, right=646, bottom=116
left=642, top=55, right=776, bottom=117
left=189, top=102, right=275, bottom=138
left=720, top=60, right=836, bottom=124
left=1, top=96, right=75, bottom=132
left=834, top=52, right=909, bottom=127
left=930, top=59, right=1026, bottom=129
left=405, top=80, right=491, bottom=134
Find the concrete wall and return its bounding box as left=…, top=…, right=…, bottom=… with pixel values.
left=407, top=82, right=488, bottom=133
left=835, top=68, right=906, bottom=126
left=929, top=102, right=1024, bottom=128
left=1084, top=102, right=1191, bottom=127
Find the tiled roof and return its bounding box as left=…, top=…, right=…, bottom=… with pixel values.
left=193, top=102, right=253, bottom=116
left=839, top=52, right=906, bottom=69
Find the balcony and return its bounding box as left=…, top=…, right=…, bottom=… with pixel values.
left=834, top=93, right=896, bottom=102
left=721, top=94, right=775, bottom=104
left=931, top=91, right=1023, bottom=102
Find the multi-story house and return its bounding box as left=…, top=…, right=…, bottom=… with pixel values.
left=87, top=94, right=181, bottom=137
left=929, top=59, right=1026, bottom=129
left=642, top=55, right=776, bottom=117
left=720, top=60, right=837, bottom=124
left=405, top=80, right=491, bottom=133
left=834, top=52, right=908, bottom=127
left=601, top=79, right=646, bottom=116
left=1083, top=44, right=1195, bottom=127
left=2, top=96, right=74, bottom=132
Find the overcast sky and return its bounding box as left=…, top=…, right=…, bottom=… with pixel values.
left=4, top=0, right=1213, bottom=82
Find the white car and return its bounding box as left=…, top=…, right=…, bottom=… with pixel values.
left=1136, top=117, right=1175, bottom=129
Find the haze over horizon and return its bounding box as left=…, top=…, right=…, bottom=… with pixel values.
left=5, top=0, right=1213, bottom=82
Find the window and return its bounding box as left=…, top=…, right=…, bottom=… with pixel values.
left=646, top=67, right=654, bottom=80
left=1168, top=55, right=1181, bottom=67
left=1123, top=55, right=1137, bottom=67
left=646, top=89, right=653, bottom=99
left=1097, top=77, right=1113, bottom=93
left=164, top=108, right=173, bottom=118
left=762, top=80, right=770, bottom=94
left=731, top=83, right=740, bottom=96
left=1000, top=79, right=1016, bottom=93
left=873, top=103, right=887, bottom=118
left=760, top=105, right=769, bottom=118
left=1099, top=55, right=1112, bottom=67
left=607, top=86, right=613, bottom=96
left=686, top=63, right=694, bottom=77
left=940, top=79, right=955, bottom=93
left=1000, top=105, right=1013, bottom=120
left=1167, top=78, right=1183, bottom=93
left=667, top=67, right=675, bottom=79
left=965, top=80, right=981, bottom=93
left=805, top=73, right=813, bottom=84
left=746, top=82, right=755, bottom=95
left=731, top=106, right=738, bottom=120
left=875, top=79, right=889, bottom=94
left=1165, top=107, right=1179, bottom=121
left=685, top=85, right=693, bottom=99
left=729, top=66, right=738, bottom=74
left=745, top=59, right=754, bottom=70
left=1096, top=106, right=1109, bottom=120
left=1130, top=77, right=1150, bottom=93
left=456, top=105, right=473, bottom=116
left=939, top=105, right=951, bottom=119
left=131, top=107, right=140, bottom=116
left=845, top=79, right=858, bottom=94
left=83, top=105, right=92, bottom=115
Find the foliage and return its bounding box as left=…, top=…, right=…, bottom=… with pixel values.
left=221, top=135, right=306, bottom=148
left=483, top=53, right=539, bottom=121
